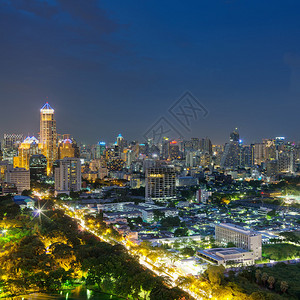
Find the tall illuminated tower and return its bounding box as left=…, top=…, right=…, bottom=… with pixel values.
left=40, top=102, right=57, bottom=175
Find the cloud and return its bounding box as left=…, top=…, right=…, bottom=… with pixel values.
left=57, top=0, right=122, bottom=34
left=9, top=0, right=59, bottom=19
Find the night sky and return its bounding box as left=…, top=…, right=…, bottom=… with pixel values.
left=1, top=0, right=300, bottom=145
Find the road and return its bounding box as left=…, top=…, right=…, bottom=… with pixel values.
left=55, top=203, right=204, bottom=300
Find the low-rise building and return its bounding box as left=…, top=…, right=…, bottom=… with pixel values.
left=198, top=247, right=256, bottom=266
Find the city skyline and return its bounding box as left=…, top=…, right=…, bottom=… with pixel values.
left=1, top=2, right=299, bottom=299
left=1, top=1, right=300, bottom=144
left=0, top=101, right=298, bottom=146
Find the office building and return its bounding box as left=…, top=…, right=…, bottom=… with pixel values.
left=145, top=166, right=176, bottom=201
left=40, top=102, right=57, bottom=175
left=221, top=129, right=240, bottom=169
left=5, top=167, right=30, bottom=194
left=215, top=223, right=262, bottom=260
left=0, top=161, right=13, bottom=181
left=1, top=134, right=23, bottom=164
left=54, top=157, right=81, bottom=195
left=200, top=137, right=212, bottom=155
left=14, top=136, right=42, bottom=170
left=95, top=141, right=106, bottom=159
left=58, top=135, right=76, bottom=159
left=2, top=133, right=23, bottom=149
left=29, top=154, right=47, bottom=180
left=168, top=141, right=180, bottom=160
left=230, top=128, right=239, bottom=142
left=240, top=144, right=254, bottom=167
left=266, top=160, right=278, bottom=178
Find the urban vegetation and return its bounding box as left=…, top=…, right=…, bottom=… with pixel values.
left=0, top=198, right=190, bottom=299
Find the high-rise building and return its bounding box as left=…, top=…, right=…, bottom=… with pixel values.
left=263, top=139, right=276, bottom=161
left=14, top=136, right=42, bottom=170
left=240, top=145, right=254, bottom=167
left=145, top=166, right=176, bottom=201
left=5, top=167, right=30, bottom=194
left=116, top=134, right=126, bottom=152
left=253, top=143, right=265, bottom=165
left=200, top=137, right=212, bottom=155
left=40, top=102, right=57, bottom=175
left=221, top=129, right=240, bottom=169
left=2, top=133, right=24, bottom=149
left=278, top=150, right=295, bottom=174
left=230, top=128, right=239, bottom=142
left=0, top=161, right=13, bottom=181
left=1, top=134, right=24, bottom=163
left=191, top=138, right=200, bottom=150
left=215, top=223, right=262, bottom=260
left=54, top=157, right=81, bottom=195
left=29, top=154, right=47, bottom=180
left=266, top=159, right=278, bottom=178
left=168, top=141, right=180, bottom=160
left=58, top=136, right=76, bottom=159
left=94, top=142, right=106, bottom=159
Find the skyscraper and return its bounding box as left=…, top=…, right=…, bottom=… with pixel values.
left=230, top=128, right=239, bottom=142
left=221, top=129, right=240, bottom=169
left=40, top=102, right=57, bottom=175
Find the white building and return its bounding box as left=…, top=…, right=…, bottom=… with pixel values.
left=198, top=247, right=256, bottom=266
left=5, top=167, right=30, bottom=194
left=54, top=157, right=81, bottom=195
left=215, top=223, right=262, bottom=260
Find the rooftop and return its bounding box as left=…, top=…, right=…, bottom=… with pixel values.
left=198, top=247, right=249, bottom=261
left=40, top=102, right=54, bottom=112
left=216, top=223, right=259, bottom=236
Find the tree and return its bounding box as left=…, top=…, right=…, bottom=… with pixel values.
left=280, top=281, right=288, bottom=293
left=250, top=291, right=267, bottom=300
left=261, top=272, right=268, bottom=286
left=21, top=189, right=32, bottom=196
left=267, top=276, right=275, bottom=289
left=226, top=242, right=236, bottom=248
left=181, top=247, right=195, bottom=257
left=206, top=265, right=225, bottom=286
left=160, top=216, right=181, bottom=229
left=174, top=227, right=188, bottom=237
left=267, top=209, right=276, bottom=217
left=153, top=209, right=165, bottom=222
left=255, top=269, right=261, bottom=283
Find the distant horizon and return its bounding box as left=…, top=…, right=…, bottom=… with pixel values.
left=0, top=100, right=297, bottom=147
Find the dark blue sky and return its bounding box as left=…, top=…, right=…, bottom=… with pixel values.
left=1, top=0, right=300, bottom=144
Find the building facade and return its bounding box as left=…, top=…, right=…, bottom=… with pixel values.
left=14, top=136, right=42, bottom=170
left=215, top=223, right=262, bottom=260
left=40, top=102, right=57, bottom=175
left=54, top=157, right=81, bottom=195
left=5, top=167, right=30, bottom=194
left=145, top=166, right=176, bottom=201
